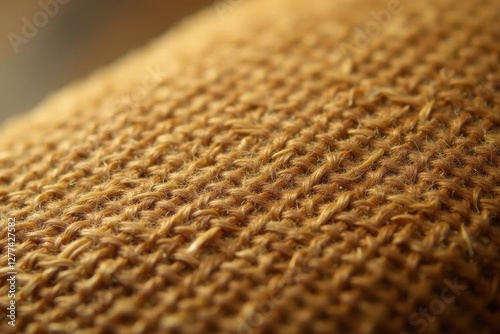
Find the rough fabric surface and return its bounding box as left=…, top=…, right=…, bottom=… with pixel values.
left=1, top=0, right=500, bottom=333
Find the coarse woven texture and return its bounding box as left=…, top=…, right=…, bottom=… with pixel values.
left=1, top=0, right=500, bottom=333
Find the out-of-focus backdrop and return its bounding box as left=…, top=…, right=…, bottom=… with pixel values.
left=0, top=0, right=213, bottom=125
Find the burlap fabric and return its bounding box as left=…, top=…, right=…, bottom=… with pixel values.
left=1, top=0, right=499, bottom=333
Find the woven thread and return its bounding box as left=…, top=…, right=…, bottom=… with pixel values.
left=1, top=0, right=499, bottom=333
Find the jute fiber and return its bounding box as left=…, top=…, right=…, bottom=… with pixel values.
left=1, top=0, right=499, bottom=333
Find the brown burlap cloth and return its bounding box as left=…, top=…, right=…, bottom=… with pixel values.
left=1, top=0, right=499, bottom=333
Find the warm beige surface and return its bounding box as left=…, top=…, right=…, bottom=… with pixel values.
left=0, top=0, right=499, bottom=333
left=0, top=0, right=212, bottom=124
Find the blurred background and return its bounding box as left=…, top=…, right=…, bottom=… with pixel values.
left=0, top=0, right=213, bottom=125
